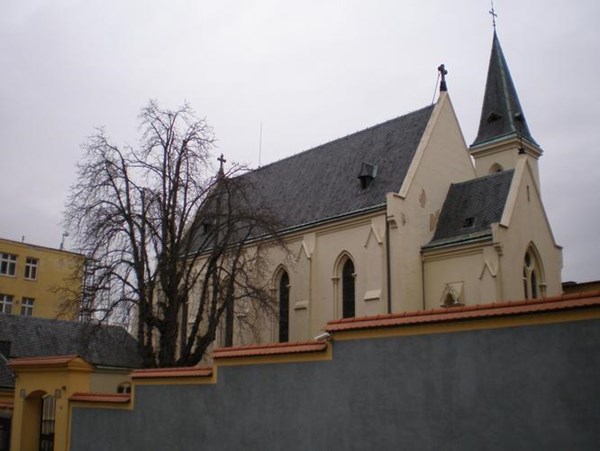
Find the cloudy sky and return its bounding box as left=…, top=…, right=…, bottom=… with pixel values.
left=1, top=0, right=598, bottom=283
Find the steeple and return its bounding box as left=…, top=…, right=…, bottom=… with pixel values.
left=470, top=31, right=543, bottom=188
left=471, top=31, right=538, bottom=148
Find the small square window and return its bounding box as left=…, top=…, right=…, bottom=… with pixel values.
left=0, top=253, right=17, bottom=276
left=24, top=257, right=38, bottom=280
left=21, top=298, right=34, bottom=316
left=0, top=294, right=13, bottom=314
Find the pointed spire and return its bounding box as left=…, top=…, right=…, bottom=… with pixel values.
left=471, top=31, right=537, bottom=148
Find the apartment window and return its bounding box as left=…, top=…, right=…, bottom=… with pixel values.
left=0, top=253, right=17, bottom=276
left=24, top=257, right=38, bottom=280
left=0, top=294, right=13, bottom=314
left=21, top=297, right=35, bottom=316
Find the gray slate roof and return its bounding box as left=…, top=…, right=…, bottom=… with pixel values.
left=0, top=354, right=11, bottom=389
left=243, top=105, right=435, bottom=231
left=471, top=32, right=537, bottom=148
left=0, top=314, right=142, bottom=388
left=425, top=169, right=514, bottom=248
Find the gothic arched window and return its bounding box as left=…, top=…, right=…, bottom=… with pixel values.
left=342, top=258, right=355, bottom=318
left=523, top=247, right=543, bottom=299
left=278, top=270, right=290, bottom=342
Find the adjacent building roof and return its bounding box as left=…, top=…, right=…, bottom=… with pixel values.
left=471, top=31, right=537, bottom=148
left=0, top=314, right=142, bottom=387
left=424, top=169, right=514, bottom=249
left=238, top=105, right=435, bottom=232
left=0, top=354, right=12, bottom=389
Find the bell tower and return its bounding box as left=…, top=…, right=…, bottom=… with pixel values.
left=470, top=31, right=543, bottom=189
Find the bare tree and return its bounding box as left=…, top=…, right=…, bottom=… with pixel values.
left=65, top=101, right=281, bottom=367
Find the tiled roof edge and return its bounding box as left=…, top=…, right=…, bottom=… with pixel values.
left=8, top=354, right=81, bottom=367
left=326, top=291, right=600, bottom=333
left=70, top=392, right=131, bottom=403
left=131, top=366, right=213, bottom=379
left=0, top=401, right=14, bottom=410
left=213, top=340, right=328, bottom=359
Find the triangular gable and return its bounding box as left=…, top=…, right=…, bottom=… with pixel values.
left=398, top=92, right=471, bottom=199
left=363, top=223, right=383, bottom=248
left=499, top=158, right=561, bottom=248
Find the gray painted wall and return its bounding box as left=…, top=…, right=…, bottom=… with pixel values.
left=70, top=320, right=600, bottom=450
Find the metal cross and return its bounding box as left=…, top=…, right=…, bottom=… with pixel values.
left=489, top=0, right=498, bottom=29
left=217, top=153, right=227, bottom=171
left=438, top=64, right=448, bottom=92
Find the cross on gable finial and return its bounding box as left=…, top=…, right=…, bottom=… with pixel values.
left=217, top=153, right=226, bottom=174
left=489, top=0, right=498, bottom=29
left=438, top=64, right=448, bottom=92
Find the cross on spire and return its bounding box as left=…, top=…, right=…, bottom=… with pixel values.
left=489, top=0, right=498, bottom=29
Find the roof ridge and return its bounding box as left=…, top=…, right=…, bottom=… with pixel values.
left=0, top=313, right=130, bottom=333
left=451, top=168, right=514, bottom=186
left=250, top=104, right=435, bottom=173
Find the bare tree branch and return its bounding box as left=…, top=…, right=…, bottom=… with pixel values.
left=63, top=100, right=283, bottom=367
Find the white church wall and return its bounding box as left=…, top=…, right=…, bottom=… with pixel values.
left=388, top=93, right=476, bottom=313
left=494, top=158, right=563, bottom=301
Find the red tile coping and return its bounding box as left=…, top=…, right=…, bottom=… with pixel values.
left=70, top=392, right=130, bottom=404
left=8, top=354, right=80, bottom=367
left=0, top=401, right=13, bottom=410
left=326, top=291, right=600, bottom=333
left=131, top=366, right=213, bottom=379
left=213, top=340, right=328, bottom=359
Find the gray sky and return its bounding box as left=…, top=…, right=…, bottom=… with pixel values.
left=1, top=0, right=599, bottom=283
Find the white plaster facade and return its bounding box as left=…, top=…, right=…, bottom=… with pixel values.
left=192, top=33, right=563, bottom=346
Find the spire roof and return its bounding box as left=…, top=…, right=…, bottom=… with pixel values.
left=471, top=31, right=537, bottom=148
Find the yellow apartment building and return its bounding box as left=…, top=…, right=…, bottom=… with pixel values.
left=0, top=238, right=84, bottom=320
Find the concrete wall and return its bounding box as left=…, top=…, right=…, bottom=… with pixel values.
left=71, top=319, right=600, bottom=450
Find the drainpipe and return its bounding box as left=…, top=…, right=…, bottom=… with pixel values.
left=385, top=213, right=392, bottom=314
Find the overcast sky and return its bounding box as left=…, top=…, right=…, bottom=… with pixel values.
left=1, top=0, right=598, bottom=283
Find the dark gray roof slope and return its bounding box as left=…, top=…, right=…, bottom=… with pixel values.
left=471, top=32, right=537, bottom=148
left=243, top=105, right=434, bottom=230
left=425, top=169, right=514, bottom=248
left=0, top=354, right=12, bottom=388
left=0, top=314, right=142, bottom=381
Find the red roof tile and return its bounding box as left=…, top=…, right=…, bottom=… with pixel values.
left=131, top=366, right=213, bottom=379
left=8, top=355, right=80, bottom=367
left=0, top=401, right=13, bottom=410
left=326, top=291, right=600, bottom=333
left=70, top=392, right=130, bottom=403
left=213, top=340, right=328, bottom=359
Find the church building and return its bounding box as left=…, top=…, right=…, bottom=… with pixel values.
left=197, top=31, right=563, bottom=346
